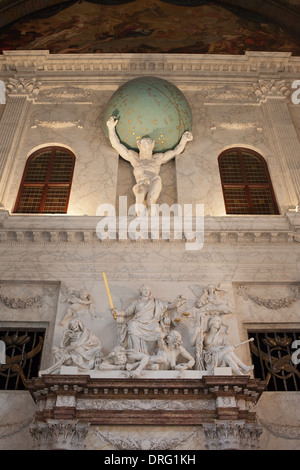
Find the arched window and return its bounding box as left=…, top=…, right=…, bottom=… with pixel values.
left=14, top=147, right=75, bottom=214
left=218, top=148, right=279, bottom=215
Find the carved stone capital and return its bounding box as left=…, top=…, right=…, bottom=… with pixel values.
left=6, top=77, right=41, bottom=100
left=202, top=420, right=262, bottom=450
left=29, top=419, right=90, bottom=450
left=253, top=79, right=290, bottom=101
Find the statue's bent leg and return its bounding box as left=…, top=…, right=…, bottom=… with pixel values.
left=147, top=176, right=162, bottom=206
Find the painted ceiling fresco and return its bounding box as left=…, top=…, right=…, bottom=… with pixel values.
left=0, top=0, right=299, bottom=55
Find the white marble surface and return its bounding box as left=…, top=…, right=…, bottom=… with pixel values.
left=1, top=51, right=300, bottom=450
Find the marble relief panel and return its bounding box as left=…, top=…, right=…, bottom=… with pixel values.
left=47, top=278, right=242, bottom=367
left=233, top=282, right=300, bottom=366
left=0, top=281, right=60, bottom=369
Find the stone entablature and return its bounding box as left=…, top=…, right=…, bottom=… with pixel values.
left=0, top=51, right=299, bottom=84
left=27, top=374, right=265, bottom=450
left=27, top=374, right=265, bottom=424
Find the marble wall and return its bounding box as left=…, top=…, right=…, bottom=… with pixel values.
left=0, top=51, right=300, bottom=450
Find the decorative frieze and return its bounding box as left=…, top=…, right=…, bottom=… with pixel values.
left=94, top=427, right=198, bottom=451
left=30, top=120, right=83, bottom=129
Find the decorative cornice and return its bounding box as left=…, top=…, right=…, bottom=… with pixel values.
left=0, top=228, right=296, bottom=246
left=0, top=212, right=299, bottom=246
left=26, top=374, right=265, bottom=427
left=0, top=51, right=299, bottom=84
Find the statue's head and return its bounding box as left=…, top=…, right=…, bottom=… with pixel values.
left=68, top=319, right=84, bottom=332
left=137, top=137, right=155, bottom=158
left=165, top=330, right=182, bottom=348
left=138, top=284, right=152, bottom=298
left=110, top=345, right=127, bottom=365
left=207, top=315, right=222, bottom=331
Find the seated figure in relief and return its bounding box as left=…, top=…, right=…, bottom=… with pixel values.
left=39, top=319, right=102, bottom=375
left=200, top=315, right=253, bottom=375
left=106, top=116, right=193, bottom=213
left=112, top=284, right=185, bottom=355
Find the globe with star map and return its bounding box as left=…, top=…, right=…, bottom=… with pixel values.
left=103, top=76, right=193, bottom=153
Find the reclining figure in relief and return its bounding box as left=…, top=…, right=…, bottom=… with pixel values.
left=99, top=330, right=195, bottom=378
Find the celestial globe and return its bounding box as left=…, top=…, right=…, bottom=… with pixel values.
left=103, top=76, right=192, bottom=153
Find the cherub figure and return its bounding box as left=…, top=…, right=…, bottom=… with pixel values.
left=192, top=284, right=232, bottom=316
left=60, top=284, right=95, bottom=326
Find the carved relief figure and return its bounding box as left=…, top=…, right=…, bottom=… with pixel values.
left=189, top=284, right=233, bottom=370
left=149, top=330, right=195, bottom=371
left=200, top=315, right=253, bottom=375
left=113, top=284, right=185, bottom=354
left=194, top=284, right=232, bottom=316
left=60, top=284, right=95, bottom=326
left=39, top=319, right=102, bottom=375
left=99, top=345, right=152, bottom=378
left=106, top=116, right=193, bottom=212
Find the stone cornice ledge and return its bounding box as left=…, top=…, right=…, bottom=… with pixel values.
left=0, top=211, right=299, bottom=246
left=0, top=51, right=299, bottom=83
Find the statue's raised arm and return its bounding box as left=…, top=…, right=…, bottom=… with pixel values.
left=106, top=117, right=137, bottom=164
left=156, top=131, right=193, bottom=164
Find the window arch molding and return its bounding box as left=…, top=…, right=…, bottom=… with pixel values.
left=14, top=145, right=75, bottom=214
left=218, top=147, right=279, bottom=215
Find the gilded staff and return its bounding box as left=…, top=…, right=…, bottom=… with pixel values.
left=102, top=272, right=116, bottom=320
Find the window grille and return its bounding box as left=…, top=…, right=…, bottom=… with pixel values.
left=248, top=330, right=300, bottom=391
left=14, top=147, right=75, bottom=214
left=219, top=148, right=279, bottom=215
left=0, top=328, right=45, bottom=390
